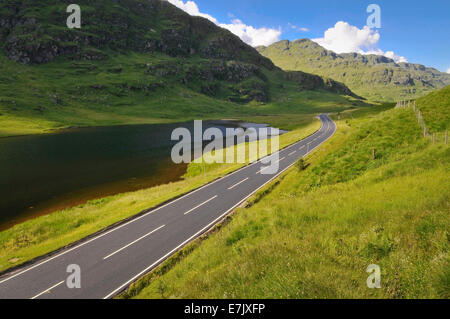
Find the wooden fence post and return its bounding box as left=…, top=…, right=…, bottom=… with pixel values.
left=372, top=148, right=376, bottom=160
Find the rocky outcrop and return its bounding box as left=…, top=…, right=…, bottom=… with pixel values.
left=285, top=71, right=362, bottom=98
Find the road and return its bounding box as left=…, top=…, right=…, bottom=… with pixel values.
left=0, top=114, right=336, bottom=299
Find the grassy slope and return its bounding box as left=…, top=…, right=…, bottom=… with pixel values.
left=124, top=105, right=449, bottom=299
left=416, top=85, right=450, bottom=132
left=257, top=40, right=450, bottom=102
left=0, top=116, right=323, bottom=272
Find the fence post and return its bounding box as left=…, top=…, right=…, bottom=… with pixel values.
left=372, top=148, right=376, bottom=160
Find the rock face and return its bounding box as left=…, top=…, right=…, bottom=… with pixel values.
left=257, top=39, right=450, bottom=101
left=284, top=71, right=361, bottom=99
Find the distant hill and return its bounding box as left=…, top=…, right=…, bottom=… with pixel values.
left=257, top=39, right=450, bottom=102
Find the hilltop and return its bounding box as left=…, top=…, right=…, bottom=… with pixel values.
left=0, top=0, right=362, bottom=137
left=257, top=39, right=450, bottom=102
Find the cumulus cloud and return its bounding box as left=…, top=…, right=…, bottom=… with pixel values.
left=447, top=67, right=450, bottom=74
left=167, top=0, right=281, bottom=47
left=219, top=19, right=281, bottom=47
left=312, top=21, right=408, bottom=63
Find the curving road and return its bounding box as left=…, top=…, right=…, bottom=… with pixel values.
left=0, top=114, right=336, bottom=299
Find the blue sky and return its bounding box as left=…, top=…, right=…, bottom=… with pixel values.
left=168, top=0, right=450, bottom=72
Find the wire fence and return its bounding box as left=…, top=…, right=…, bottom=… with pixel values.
left=395, top=100, right=448, bottom=144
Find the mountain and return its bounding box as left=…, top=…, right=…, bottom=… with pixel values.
left=257, top=39, right=450, bottom=102
left=0, top=0, right=363, bottom=137
left=0, top=0, right=274, bottom=68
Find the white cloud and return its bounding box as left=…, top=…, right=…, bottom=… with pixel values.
left=312, top=21, right=408, bottom=63
left=167, top=0, right=281, bottom=47
left=446, top=67, right=450, bottom=74
left=219, top=19, right=281, bottom=47
left=288, top=23, right=309, bottom=33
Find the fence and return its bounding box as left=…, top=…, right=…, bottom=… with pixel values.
left=395, top=100, right=448, bottom=144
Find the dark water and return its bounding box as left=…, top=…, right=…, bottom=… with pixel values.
left=0, top=120, right=282, bottom=230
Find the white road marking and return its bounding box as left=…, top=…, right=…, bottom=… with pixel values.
left=256, top=166, right=270, bottom=174
left=299, top=145, right=305, bottom=150
left=288, top=151, right=296, bottom=156
left=276, top=157, right=286, bottom=163
left=31, top=280, right=64, bottom=299
left=103, top=225, right=165, bottom=260
left=228, top=178, right=249, bottom=190
left=184, top=196, right=218, bottom=215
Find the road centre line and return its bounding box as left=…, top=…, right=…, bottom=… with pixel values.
left=184, top=196, right=218, bottom=215
left=103, top=225, right=165, bottom=260
left=228, top=178, right=249, bottom=190
left=31, top=280, right=64, bottom=299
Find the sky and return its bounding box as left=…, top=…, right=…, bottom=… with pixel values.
left=167, top=0, right=450, bottom=73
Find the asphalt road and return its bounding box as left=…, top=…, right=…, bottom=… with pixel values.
left=0, top=114, right=336, bottom=299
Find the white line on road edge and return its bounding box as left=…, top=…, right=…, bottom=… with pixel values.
left=184, top=196, right=218, bottom=215
left=102, top=119, right=336, bottom=299
left=103, top=225, right=165, bottom=260
left=227, top=178, right=249, bottom=190
left=31, top=280, right=64, bottom=299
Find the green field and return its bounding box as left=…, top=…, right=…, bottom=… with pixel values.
left=120, top=90, right=449, bottom=299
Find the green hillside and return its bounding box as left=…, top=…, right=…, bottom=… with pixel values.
left=0, top=0, right=362, bottom=137
left=122, top=103, right=449, bottom=299
left=416, top=85, right=450, bottom=132
left=257, top=39, right=450, bottom=102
